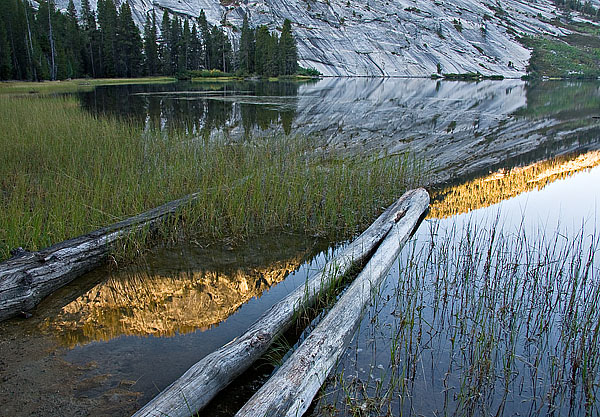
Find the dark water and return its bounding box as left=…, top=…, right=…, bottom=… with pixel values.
left=78, top=78, right=600, bottom=184
left=1, top=79, right=599, bottom=417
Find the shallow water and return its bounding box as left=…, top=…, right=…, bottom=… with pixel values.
left=1, top=78, right=599, bottom=416
left=312, top=165, right=600, bottom=417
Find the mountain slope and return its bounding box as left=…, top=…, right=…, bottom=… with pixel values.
left=60, top=0, right=574, bottom=76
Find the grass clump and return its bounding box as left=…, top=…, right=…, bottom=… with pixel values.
left=317, top=218, right=600, bottom=416
left=0, top=95, right=423, bottom=262
left=0, top=77, right=176, bottom=96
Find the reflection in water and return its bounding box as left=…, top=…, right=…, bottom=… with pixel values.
left=3, top=79, right=597, bottom=417
left=77, top=79, right=600, bottom=184
left=430, top=150, right=600, bottom=219
left=41, top=235, right=324, bottom=347
left=78, top=81, right=303, bottom=136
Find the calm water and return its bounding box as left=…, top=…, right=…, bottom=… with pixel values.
left=0, top=78, right=599, bottom=417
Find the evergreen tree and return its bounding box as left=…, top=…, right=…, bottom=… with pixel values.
left=37, top=0, right=59, bottom=80
left=197, top=10, right=211, bottom=69
left=64, top=0, right=82, bottom=78
left=97, top=0, right=118, bottom=77
left=0, top=0, right=24, bottom=79
left=254, top=25, right=269, bottom=76
left=159, top=9, right=171, bottom=74
left=169, top=17, right=182, bottom=73
left=0, top=20, right=13, bottom=79
left=209, top=25, right=232, bottom=72
left=239, top=14, right=254, bottom=74
left=116, top=1, right=142, bottom=77
left=265, top=30, right=278, bottom=76
left=278, top=19, right=297, bottom=75
left=189, top=23, right=202, bottom=70
left=143, top=10, right=159, bottom=75
left=181, top=19, right=191, bottom=71
left=80, top=0, right=99, bottom=77
left=23, top=0, right=40, bottom=80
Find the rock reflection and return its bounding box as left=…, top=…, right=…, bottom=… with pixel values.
left=42, top=235, right=322, bottom=347
left=430, top=150, right=600, bottom=219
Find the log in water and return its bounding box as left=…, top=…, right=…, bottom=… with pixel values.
left=236, top=188, right=430, bottom=417
left=0, top=193, right=200, bottom=322
left=132, top=188, right=428, bottom=417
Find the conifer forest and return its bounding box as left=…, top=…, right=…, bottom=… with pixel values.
left=0, top=0, right=299, bottom=80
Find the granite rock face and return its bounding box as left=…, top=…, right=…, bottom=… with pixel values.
left=57, top=0, right=575, bottom=77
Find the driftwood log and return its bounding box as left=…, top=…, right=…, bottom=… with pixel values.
left=0, top=192, right=200, bottom=322
left=132, top=188, right=427, bottom=417
left=236, top=188, right=430, bottom=417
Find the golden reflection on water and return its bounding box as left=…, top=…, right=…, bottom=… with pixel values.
left=429, top=150, right=600, bottom=219
left=42, top=247, right=307, bottom=347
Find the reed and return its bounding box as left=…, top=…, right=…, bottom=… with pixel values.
left=0, top=77, right=176, bottom=96
left=316, top=217, right=600, bottom=416
left=0, top=95, right=423, bottom=262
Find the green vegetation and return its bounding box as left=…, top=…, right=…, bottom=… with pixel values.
left=552, top=0, right=600, bottom=20
left=297, top=66, right=322, bottom=77
left=520, top=35, right=600, bottom=79
left=237, top=17, right=299, bottom=77
left=440, top=72, right=504, bottom=80
left=317, top=219, right=600, bottom=416
left=0, top=95, right=423, bottom=262
left=0, top=0, right=303, bottom=81
left=0, top=76, right=175, bottom=95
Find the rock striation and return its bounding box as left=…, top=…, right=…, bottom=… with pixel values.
left=57, top=0, right=576, bottom=77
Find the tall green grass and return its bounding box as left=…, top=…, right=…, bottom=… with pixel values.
left=0, top=77, right=176, bottom=96
left=316, top=219, right=600, bottom=416
left=0, top=95, right=423, bottom=262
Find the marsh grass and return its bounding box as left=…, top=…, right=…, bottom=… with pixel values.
left=315, top=218, right=600, bottom=416
left=0, top=95, right=423, bottom=262
left=0, top=77, right=176, bottom=96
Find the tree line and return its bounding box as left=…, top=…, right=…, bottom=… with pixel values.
left=553, top=0, right=600, bottom=20
left=0, top=0, right=299, bottom=81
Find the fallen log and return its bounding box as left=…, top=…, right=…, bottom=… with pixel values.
left=132, top=188, right=427, bottom=417
left=235, top=188, right=429, bottom=417
left=0, top=192, right=200, bottom=322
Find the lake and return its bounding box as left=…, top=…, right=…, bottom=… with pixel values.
left=0, top=78, right=598, bottom=416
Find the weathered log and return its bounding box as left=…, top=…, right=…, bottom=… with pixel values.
left=235, top=188, right=430, bottom=417
left=0, top=192, right=200, bottom=322
left=132, top=188, right=427, bottom=417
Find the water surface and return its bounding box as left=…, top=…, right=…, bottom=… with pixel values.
left=1, top=78, right=599, bottom=417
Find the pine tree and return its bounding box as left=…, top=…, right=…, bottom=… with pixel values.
left=170, top=17, right=182, bottom=74
left=239, top=14, right=254, bottom=74
left=143, top=10, right=159, bottom=75
left=266, top=30, right=278, bottom=76
left=0, top=20, right=13, bottom=79
left=278, top=19, right=297, bottom=75
left=81, top=0, right=99, bottom=77
left=182, top=19, right=191, bottom=71
left=64, top=0, right=82, bottom=78
left=209, top=25, right=232, bottom=72
left=37, top=0, right=59, bottom=79
left=97, top=0, right=118, bottom=77
left=197, top=10, right=211, bottom=69
left=159, top=10, right=171, bottom=74
left=189, top=23, right=202, bottom=70
left=254, top=25, right=269, bottom=76
left=116, top=1, right=142, bottom=77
